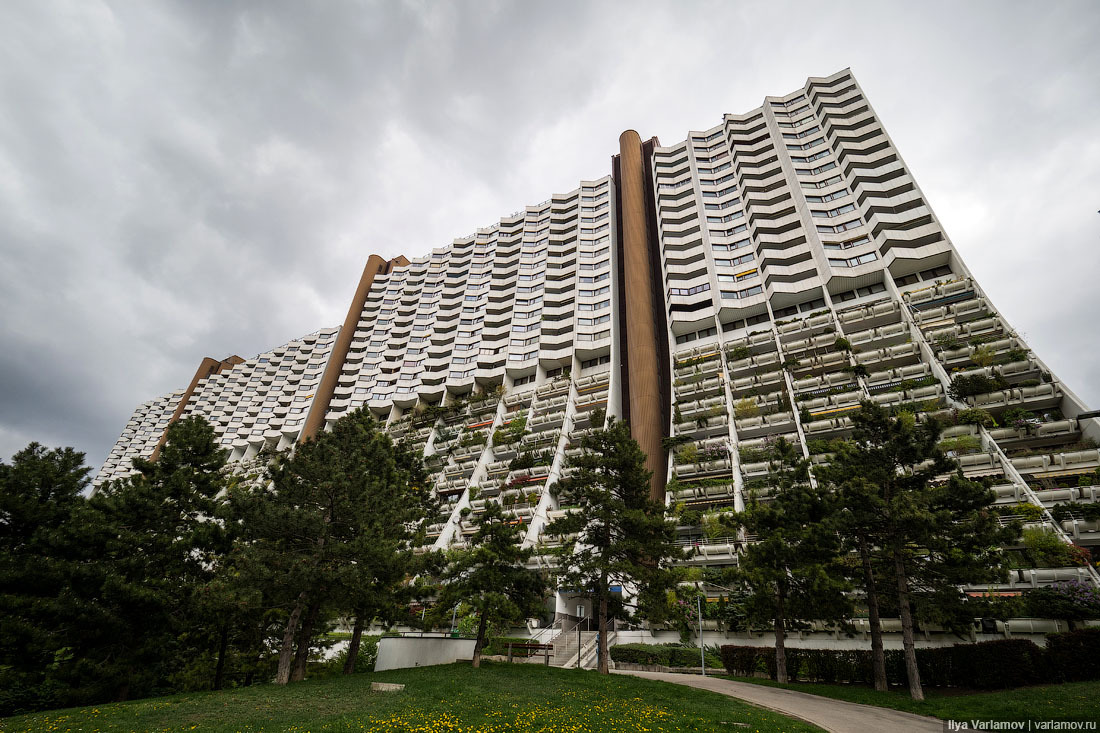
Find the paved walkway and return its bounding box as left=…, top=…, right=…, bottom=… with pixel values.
left=614, top=669, right=943, bottom=733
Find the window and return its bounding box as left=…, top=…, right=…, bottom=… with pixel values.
left=712, top=237, right=751, bottom=252
left=513, top=374, right=536, bottom=387
left=827, top=234, right=875, bottom=250
left=811, top=203, right=856, bottom=218
left=668, top=283, right=711, bottom=297
left=804, top=188, right=849, bottom=204
left=796, top=161, right=838, bottom=176
left=581, top=355, right=611, bottom=369
left=829, top=252, right=878, bottom=268
left=709, top=223, right=748, bottom=238
left=717, top=269, right=758, bottom=283
left=580, top=285, right=610, bottom=297
left=721, top=284, right=763, bottom=300
left=817, top=219, right=862, bottom=234
left=708, top=210, right=743, bottom=224
left=715, top=252, right=755, bottom=268
left=578, top=314, right=611, bottom=326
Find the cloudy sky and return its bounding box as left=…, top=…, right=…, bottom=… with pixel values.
left=1, top=0, right=1098, bottom=470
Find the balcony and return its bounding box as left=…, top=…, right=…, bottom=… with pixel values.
left=675, top=372, right=724, bottom=401
left=969, top=383, right=1061, bottom=412
left=729, top=370, right=785, bottom=398
left=735, top=411, right=796, bottom=439
left=726, top=351, right=782, bottom=379
left=855, top=342, right=922, bottom=371
left=904, top=278, right=976, bottom=311
left=776, top=313, right=834, bottom=343
left=836, top=298, right=902, bottom=332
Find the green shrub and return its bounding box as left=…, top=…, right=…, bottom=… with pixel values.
left=1045, top=628, right=1100, bottom=682
left=721, top=640, right=1048, bottom=689
left=948, top=372, right=1008, bottom=400
left=955, top=407, right=995, bottom=428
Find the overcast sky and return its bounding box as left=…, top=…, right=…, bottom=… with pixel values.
left=1, top=0, right=1098, bottom=470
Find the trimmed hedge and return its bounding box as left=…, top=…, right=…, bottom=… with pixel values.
left=1045, top=628, right=1100, bottom=682
left=720, top=634, right=1098, bottom=690
left=610, top=643, right=720, bottom=668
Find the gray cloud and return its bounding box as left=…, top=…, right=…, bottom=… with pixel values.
left=1, top=0, right=1098, bottom=468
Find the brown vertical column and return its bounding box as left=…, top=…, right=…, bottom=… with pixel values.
left=151, top=354, right=244, bottom=459
left=299, top=254, right=407, bottom=442
left=618, top=130, right=667, bottom=501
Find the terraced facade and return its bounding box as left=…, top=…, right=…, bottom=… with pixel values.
left=98, top=69, right=1100, bottom=607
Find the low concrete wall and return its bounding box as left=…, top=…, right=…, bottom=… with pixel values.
left=375, top=636, right=477, bottom=672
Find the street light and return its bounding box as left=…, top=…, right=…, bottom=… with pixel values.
left=696, top=580, right=739, bottom=678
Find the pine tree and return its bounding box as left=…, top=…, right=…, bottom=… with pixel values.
left=231, top=408, right=434, bottom=684
left=81, top=416, right=229, bottom=701
left=817, top=401, right=1015, bottom=700
left=0, top=444, right=91, bottom=714
left=726, top=437, right=850, bottom=683
left=433, top=502, right=546, bottom=667
left=546, top=414, right=685, bottom=674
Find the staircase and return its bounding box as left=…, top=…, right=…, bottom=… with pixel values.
left=538, top=627, right=617, bottom=669
left=548, top=628, right=597, bottom=667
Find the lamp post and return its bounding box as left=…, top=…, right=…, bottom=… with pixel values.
left=697, top=593, right=705, bottom=676
left=697, top=580, right=739, bottom=678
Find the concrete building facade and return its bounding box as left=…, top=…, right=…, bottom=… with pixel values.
left=98, top=69, right=1100, bottom=602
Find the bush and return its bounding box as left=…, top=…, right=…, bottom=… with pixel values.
left=611, top=644, right=719, bottom=668
left=955, top=407, right=996, bottom=428
left=1045, top=628, right=1100, bottom=682
left=720, top=639, right=1049, bottom=689
left=948, top=372, right=1008, bottom=401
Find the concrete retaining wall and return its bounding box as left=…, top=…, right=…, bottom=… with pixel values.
left=375, top=636, right=477, bottom=672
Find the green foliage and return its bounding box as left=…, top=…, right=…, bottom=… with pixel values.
left=432, top=502, right=546, bottom=667
left=1021, top=528, right=1089, bottom=567
left=546, top=416, right=686, bottom=673
left=933, top=333, right=962, bottom=351
left=955, top=408, right=995, bottom=428
left=720, top=639, right=1048, bottom=690
left=0, top=443, right=93, bottom=714
left=458, top=430, right=488, bottom=449
left=734, top=398, right=759, bottom=420
left=0, top=661, right=824, bottom=733
left=937, top=435, right=981, bottom=455
left=993, top=502, right=1044, bottom=521
left=1045, top=628, right=1100, bottom=682
left=832, top=337, right=851, bottom=352
left=970, top=345, right=995, bottom=367
left=609, top=643, right=721, bottom=668
left=814, top=401, right=1016, bottom=697
left=1024, top=582, right=1100, bottom=623
left=230, top=408, right=436, bottom=683
left=492, top=416, right=527, bottom=447
left=724, top=437, right=851, bottom=682
left=948, top=371, right=1008, bottom=401
left=726, top=344, right=752, bottom=361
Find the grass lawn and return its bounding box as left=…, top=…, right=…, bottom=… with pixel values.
left=1, top=662, right=823, bottom=733
left=720, top=675, right=1100, bottom=723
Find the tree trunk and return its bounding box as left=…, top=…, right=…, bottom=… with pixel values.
left=598, top=585, right=609, bottom=674
left=343, top=614, right=365, bottom=675
left=276, top=593, right=307, bottom=685
left=114, top=670, right=132, bottom=702
left=213, top=621, right=229, bottom=690
left=774, top=583, right=788, bottom=684
left=290, top=600, right=321, bottom=682
left=894, top=550, right=924, bottom=701
left=472, top=611, right=488, bottom=668
left=860, top=538, right=888, bottom=692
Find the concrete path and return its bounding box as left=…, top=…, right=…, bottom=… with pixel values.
left=614, top=669, right=943, bottom=733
